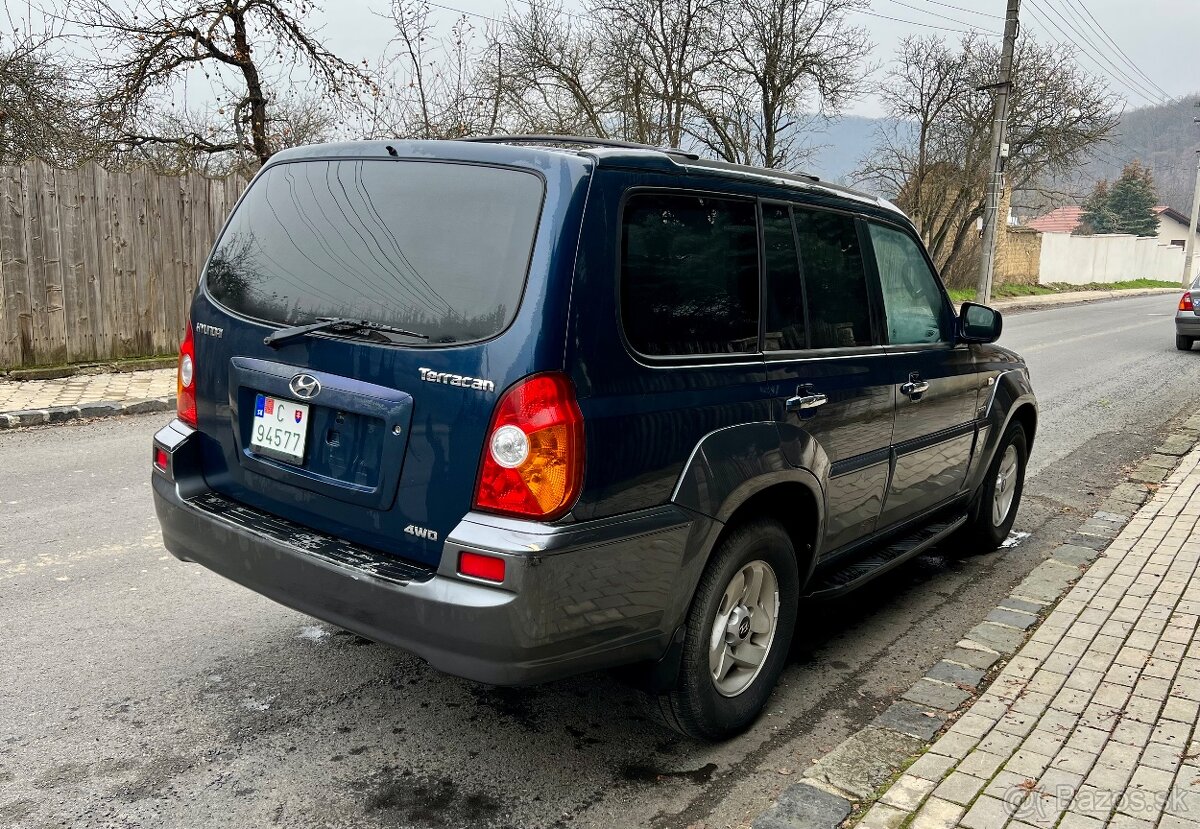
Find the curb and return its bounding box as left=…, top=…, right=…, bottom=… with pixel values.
left=0, top=397, right=175, bottom=430
left=989, top=287, right=1180, bottom=314
left=0, top=357, right=176, bottom=382
left=751, top=412, right=1200, bottom=829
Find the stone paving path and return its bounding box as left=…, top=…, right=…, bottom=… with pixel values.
left=860, top=448, right=1200, bottom=829
left=0, top=369, right=175, bottom=413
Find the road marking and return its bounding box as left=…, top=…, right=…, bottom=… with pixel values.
left=1018, top=319, right=1165, bottom=353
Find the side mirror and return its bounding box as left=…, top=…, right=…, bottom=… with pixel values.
left=959, top=302, right=1003, bottom=343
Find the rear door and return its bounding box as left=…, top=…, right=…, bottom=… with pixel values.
left=188, top=154, right=577, bottom=567
left=864, top=220, right=980, bottom=528
left=766, top=203, right=895, bottom=553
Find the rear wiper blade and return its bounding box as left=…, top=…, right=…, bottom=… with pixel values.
left=264, top=317, right=429, bottom=348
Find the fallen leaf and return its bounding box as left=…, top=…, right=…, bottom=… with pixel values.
left=776, top=767, right=794, bottom=776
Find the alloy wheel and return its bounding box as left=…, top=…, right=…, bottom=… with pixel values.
left=708, top=560, right=780, bottom=698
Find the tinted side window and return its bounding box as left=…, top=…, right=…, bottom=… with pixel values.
left=763, top=204, right=806, bottom=351
left=868, top=222, right=950, bottom=345
left=621, top=193, right=759, bottom=356
left=794, top=208, right=873, bottom=348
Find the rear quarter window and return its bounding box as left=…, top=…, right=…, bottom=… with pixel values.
left=620, top=192, right=759, bottom=356
left=204, top=159, right=544, bottom=345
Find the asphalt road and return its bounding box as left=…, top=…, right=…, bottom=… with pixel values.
left=2, top=292, right=1198, bottom=829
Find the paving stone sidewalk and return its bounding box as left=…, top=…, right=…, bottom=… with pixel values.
left=857, top=447, right=1200, bottom=829
left=0, top=368, right=175, bottom=428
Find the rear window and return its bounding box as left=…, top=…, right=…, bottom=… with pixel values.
left=204, top=159, right=544, bottom=344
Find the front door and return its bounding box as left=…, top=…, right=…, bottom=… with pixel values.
left=764, top=203, right=896, bottom=553
left=864, top=220, right=981, bottom=528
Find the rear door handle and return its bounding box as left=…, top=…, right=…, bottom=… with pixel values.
left=786, top=392, right=828, bottom=412
left=900, top=374, right=930, bottom=399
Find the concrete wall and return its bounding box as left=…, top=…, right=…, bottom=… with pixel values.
left=1038, top=232, right=1187, bottom=285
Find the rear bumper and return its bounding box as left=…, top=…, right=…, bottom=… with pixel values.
left=1176, top=315, right=1200, bottom=336
left=152, top=421, right=710, bottom=685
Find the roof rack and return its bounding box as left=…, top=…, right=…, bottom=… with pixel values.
left=457, top=134, right=701, bottom=161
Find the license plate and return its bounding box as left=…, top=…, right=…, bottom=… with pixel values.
left=250, top=394, right=309, bottom=464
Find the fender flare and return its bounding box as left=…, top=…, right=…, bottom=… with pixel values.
left=968, top=368, right=1038, bottom=495
left=671, top=421, right=826, bottom=588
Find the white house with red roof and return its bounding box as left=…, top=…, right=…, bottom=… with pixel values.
left=1025, top=204, right=1197, bottom=250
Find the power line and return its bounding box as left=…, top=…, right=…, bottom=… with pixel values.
left=1021, top=2, right=1140, bottom=105
left=1024, top=0, right=1167, bottom=106
left=1060, top=0, right=1173, bottom=103
left=896, top=0, right=1003, bottom=19
left=421, top=0, right=500, bottom=24
left=1039, top=0, right=1169, bottom=104
left=853, top=7, right=993, bottom=36
left=875, top=0, right=1000, bottom=34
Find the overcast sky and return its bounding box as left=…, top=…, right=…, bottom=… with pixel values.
left=301, top=0, right=1198, bottom=119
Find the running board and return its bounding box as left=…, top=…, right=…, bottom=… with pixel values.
left=805, top=515, right=967, bottom=600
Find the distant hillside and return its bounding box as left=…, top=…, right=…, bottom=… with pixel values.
left=796, top=96, right=1199, bottom=213
left=1073, top=96, right=1200, bottom=214
left=797, top=115, right=894, bottom=186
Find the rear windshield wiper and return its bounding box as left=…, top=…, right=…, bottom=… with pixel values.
left=264, top=317, right=430, bottom=348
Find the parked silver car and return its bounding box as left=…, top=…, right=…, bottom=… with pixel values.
left=1176, top=276, right=1200, bottom=350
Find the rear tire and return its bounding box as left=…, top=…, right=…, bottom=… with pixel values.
left=957, top=421, right=1028, bottom=553
left=1176, top=335, right=1193, bottom=351
left=658, top=519, right=799, bottom=741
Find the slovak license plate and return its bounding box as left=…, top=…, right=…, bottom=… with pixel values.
left=250, top=394, right=309, bottom=464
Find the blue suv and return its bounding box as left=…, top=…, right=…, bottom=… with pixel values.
left=152, top=136, right=1036, bottom=740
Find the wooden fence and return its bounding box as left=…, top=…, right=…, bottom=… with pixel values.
left=0, top=160, right=246, bottom=369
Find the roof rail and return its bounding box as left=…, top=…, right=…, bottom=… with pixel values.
left=686, top=156, right=820, bottom=184
left=457, top=134, right=701, bottom=161
left=458, top=134, right=828, bottom=187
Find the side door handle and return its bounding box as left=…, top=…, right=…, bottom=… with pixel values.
left=786, top=385, right=828, bottom=413
left=900, top=373, right=930, bottom=400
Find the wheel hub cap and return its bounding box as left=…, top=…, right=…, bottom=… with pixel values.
left=726, top=606, right=752, bottom=642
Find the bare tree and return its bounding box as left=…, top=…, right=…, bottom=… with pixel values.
left=492, top=0, right=723, bottom=146
left=857, top=34, right=1118, bottom=285
left=493, top=0, right=869, bottom=167
left=0, top=18, right=99, bottom=163
left=692, top=0, right=870, bottom=169
left=126, top=93, right=337, bottom=175
left=68, top=0, right=374, bottom=166
left=363, top=2, right=505, bottom=140
left=491, top=2, right=618, bottom=137
left=590, top=0, right=723, bottom=148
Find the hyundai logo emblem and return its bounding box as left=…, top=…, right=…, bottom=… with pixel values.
left=289, top=373, right=321, bottom=400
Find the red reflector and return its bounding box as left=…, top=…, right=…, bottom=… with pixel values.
left=458, top=551, right=506, bottom=582
left=153, top=447, right=169, bottom=472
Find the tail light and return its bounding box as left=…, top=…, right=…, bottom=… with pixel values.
left=1181, top=292, right=1194, bottom=312
left=473, top=372, right=584, bottom=520
left=177, top=322, right=197, bottom=426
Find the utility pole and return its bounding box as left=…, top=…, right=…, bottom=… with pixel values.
left=1182, top=104, right=1200, bottom=288
left=976, top=0, right=1022, bottom=304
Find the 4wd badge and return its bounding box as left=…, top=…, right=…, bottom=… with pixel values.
left=404, top=524, right=438, bottom=542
